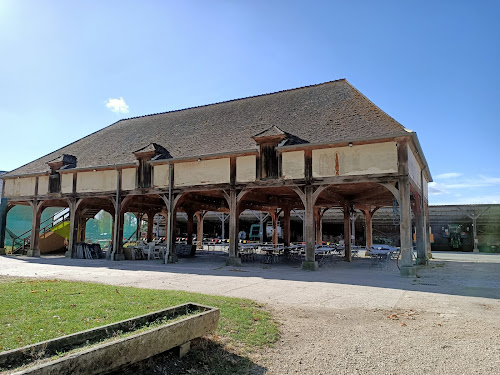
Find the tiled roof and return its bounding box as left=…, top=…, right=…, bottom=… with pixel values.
left=4, top=79, right=413, bottom=177
left=253, top=125, right=286, bottom=139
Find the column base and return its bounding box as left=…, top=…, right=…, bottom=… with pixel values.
left=400, top=266, right=416, bottom=277
left=302, top=260, right=319, bottom=271
left=166, top=254, right=178, bottom=264
left=0, top=248, right=6, bottom=255
left=416, top=257, right=428, bottom=266
left=112, top=253, right=126, bottom=261
left=64, top=250, right=73, bottom=258
left=473, top=248, right=479, bottom=253
left=26, top=249, right=41, bottom=257
left=226, top=256, right=242, bottom=266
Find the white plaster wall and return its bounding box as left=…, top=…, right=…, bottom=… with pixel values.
left=3, top=179, right=13, bottom=197
left=3, top=179, right=15, bottom=197
left=121, top=168, right=136, bottom=191
left=312, top=142, right=398, bottom=177
left=61, top=173, right=74, bottom=194
left=76, top=170, right=118, bottom=193
left=2, top=178, right=36, bottom=197
left=423, top=177, right=428, bottom=200
left=407, top=148, right=422, bottom=188
left=175, top=158, right=230, bottom=186
left=282, top=151, right=305, bottom=179
left=38, top=175, right=49, bottom=195
left=236, top=155, right=256, bottom=182
left=153, top=164, right=169, bottom=188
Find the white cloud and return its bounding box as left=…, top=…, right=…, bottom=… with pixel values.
left=428, top=173, right=500, bottom=204
left=435, top=172, right=463, bottom=179
left=478, top=175, right=500, bottom=184
left=428, top=182, right=447, bottom=195
left=105, top=97, right=129, bottom=113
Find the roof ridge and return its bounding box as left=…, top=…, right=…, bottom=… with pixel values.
left=116, top=79, right=348, bottom=123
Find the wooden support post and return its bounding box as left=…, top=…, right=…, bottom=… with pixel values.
left=397, top=139, right=416, bottom=276
left=358, top=205, right=378, bottom=249
left=282, top=207, right=291, bottom=247
left=364, top=210, right=373, bottom=248
left=27, top=201, right=42, bottom=257
left=399, top=176, right=414, bottom=273
left=82, top=218, right=88, bottom=243
left=259, top=212, right=265, bottom=243
left=424, top=202, right=432, bottom=258
left=0, top=200, right=8, bottom=252
left=302, top=185, right=318, bottom=270
left=136, top=213, right=143, bottom=241
left=315, top=208, right=324, bottom=245
left=77, top=216, right=86, bottom=242
left=146, top=211, right=154, bottom=242
left=171, top=209, right=177, bottom=246
left=226, top=189, right=241, bottom=266
left=65, top=199, right=79, bottom=258
left=343, top=204, right=352, bottom=262
left=195, top=211, right=206, bottom=250
left=112, top=205, right=125, bottom=261
left=165, top=207, right=176, bottom=263
left=414, top=192, right=427, bottom=265
left=271, top=209, right=279, bottom=245
left=186, top=212, right=194, bottom=245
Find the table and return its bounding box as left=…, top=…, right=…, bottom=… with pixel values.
left=368, top=248, right=396, bottom=268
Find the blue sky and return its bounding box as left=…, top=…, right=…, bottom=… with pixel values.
left=0, top=0, right=499, bottom=205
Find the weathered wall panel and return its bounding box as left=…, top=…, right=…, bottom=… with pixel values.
left=3, top=179, right=15, bottom=197
left=281, top=151, right=305, bottom=179
left=236, top=156, right=256, bottom=183
left=3, top=177, right=37, bottom=197
left=38, top=176, right=49, bottom=196
left=175, top=158, right=230, bottom=187
left=61, top=174, right=74, bottom=194
left=76, top=170, right=117, bottom=193
left=312, top=142, right=398, bottom=178
left=423, top=177, right=428, bottom=200
left=121, top=168, right=136, bottom=191
left=407, top=148, right=422, bottom=188
left=153, top=164, right=169, bottom=188
left=20, top=177, right=37, bottom=196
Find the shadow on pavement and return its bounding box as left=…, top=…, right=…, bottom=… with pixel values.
left=2, top=251, right=500, bottom=301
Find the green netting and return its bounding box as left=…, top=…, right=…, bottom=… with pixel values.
left=5, top=208, right=137, bottom=247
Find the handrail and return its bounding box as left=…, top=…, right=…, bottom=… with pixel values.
left=123, top=229, right=138, bottom=247
left=11, top=208, right=70, bottom=254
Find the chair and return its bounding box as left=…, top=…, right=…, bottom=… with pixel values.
left=148, top=242, right=161, bottom=260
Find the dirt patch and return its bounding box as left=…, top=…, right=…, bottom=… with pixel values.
left=249, top=305, right=500, bottom=375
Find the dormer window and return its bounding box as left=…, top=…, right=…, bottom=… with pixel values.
left=252, top=126, right=287, bottom=180
left=260, top=142, right=279, bottom=179
left=47, top=154, right=76, bottom=193
left=133, top=143, right=170, bottom=188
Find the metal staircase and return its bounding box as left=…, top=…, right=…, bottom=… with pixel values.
left=10, top=208, right=70, bottom=255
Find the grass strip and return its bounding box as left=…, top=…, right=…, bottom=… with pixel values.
left=0, top=278, right=279, bottom=354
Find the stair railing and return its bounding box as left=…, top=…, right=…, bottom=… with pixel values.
left=122, top=228, right=138, bottom=247
left=11, top=208, right=70, bottom=254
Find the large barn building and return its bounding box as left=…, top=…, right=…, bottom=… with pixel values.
left=0, top=79, right=432, bottom=275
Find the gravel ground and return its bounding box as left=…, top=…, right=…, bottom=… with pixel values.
left=251, top=304, right=499, bottom=374
left=1, top=252, right=499, bottom=374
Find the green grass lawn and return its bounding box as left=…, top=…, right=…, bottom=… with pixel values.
left=0, top=278, right=279, bottom=354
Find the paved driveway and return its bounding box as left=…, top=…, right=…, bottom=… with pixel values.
left=1, top=251, right=498, bottom=313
